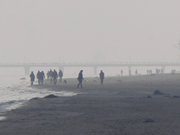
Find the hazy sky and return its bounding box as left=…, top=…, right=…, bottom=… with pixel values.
left=0, top=0, right=180, bottom=63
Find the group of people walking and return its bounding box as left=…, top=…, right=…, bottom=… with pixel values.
left=30, top=69, right=63, bottom=86
left=37, top=71, right=45, bottom=85
left=30, top=69, right=105, bottom=88
left=30, top=70, right=46, bottom=86
left=46, top=69, right=63, bottom=85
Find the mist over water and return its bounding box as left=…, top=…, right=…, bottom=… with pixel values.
left=0, top=0, right=180, bottom=63
left=0, top=0, right=180, bottom=123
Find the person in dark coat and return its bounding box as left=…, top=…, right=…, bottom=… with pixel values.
left=77, top=70, right=83, bottom=88
left=53, top=69, right=58, bottom=85
left=49, top=69, right=53, bottom=84
left=99, top=70, right=105, bottom=85
left=30, top=71, right=35, bottom=86
left=59, top=70, right=63, bottom=82
left=36, top=71, right=41, bottom=85
left=40, top=71, right=45, bottom=85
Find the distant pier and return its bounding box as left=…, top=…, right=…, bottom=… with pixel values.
left=0, top=62, right=180, bottom=75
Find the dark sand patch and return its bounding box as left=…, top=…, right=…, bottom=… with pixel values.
left=44, top=94, right=58, bottom=99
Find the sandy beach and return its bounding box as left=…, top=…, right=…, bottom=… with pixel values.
left=0, top=74, right=180, bottom=135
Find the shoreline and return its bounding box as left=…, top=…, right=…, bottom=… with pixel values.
left=0, top=74, right=180, bottom=134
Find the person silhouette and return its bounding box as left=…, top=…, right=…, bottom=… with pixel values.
left=40, top=71, right=45, bottom=85
left=135, top=69, right=138, bottom=76
left=36, top=71, right=41, bottom=85
left=77, top=70, right=83, bottom=88
left=59, top=70, right=63, bottom=82
left=30, top=71, right=35, bottom=86
left=99, top=70, right=105, bottom=85
left=121, top=70, right=123, bottom=76
left=53, top=69, right=58, bottom=85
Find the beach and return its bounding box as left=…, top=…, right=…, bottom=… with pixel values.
left=0, top=74, right=180, bottom=135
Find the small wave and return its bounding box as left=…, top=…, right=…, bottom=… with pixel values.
left=0, top=76, right=79, bottom=121
left=0, top=100, right=25, bottom=113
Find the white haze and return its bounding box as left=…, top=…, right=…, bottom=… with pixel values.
left=0, top=0, right=180, bottom=63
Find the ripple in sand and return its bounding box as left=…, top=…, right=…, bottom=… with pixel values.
left=143, top=118, right=155, bottom=123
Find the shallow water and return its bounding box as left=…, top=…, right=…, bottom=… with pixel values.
left=0, top=73, right=77, bottom=119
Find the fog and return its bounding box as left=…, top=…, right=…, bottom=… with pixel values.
left=0, top=0, right=180, bottom=63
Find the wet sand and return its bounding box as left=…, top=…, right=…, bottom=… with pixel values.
left=0, top=74, right=180, bottom=135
